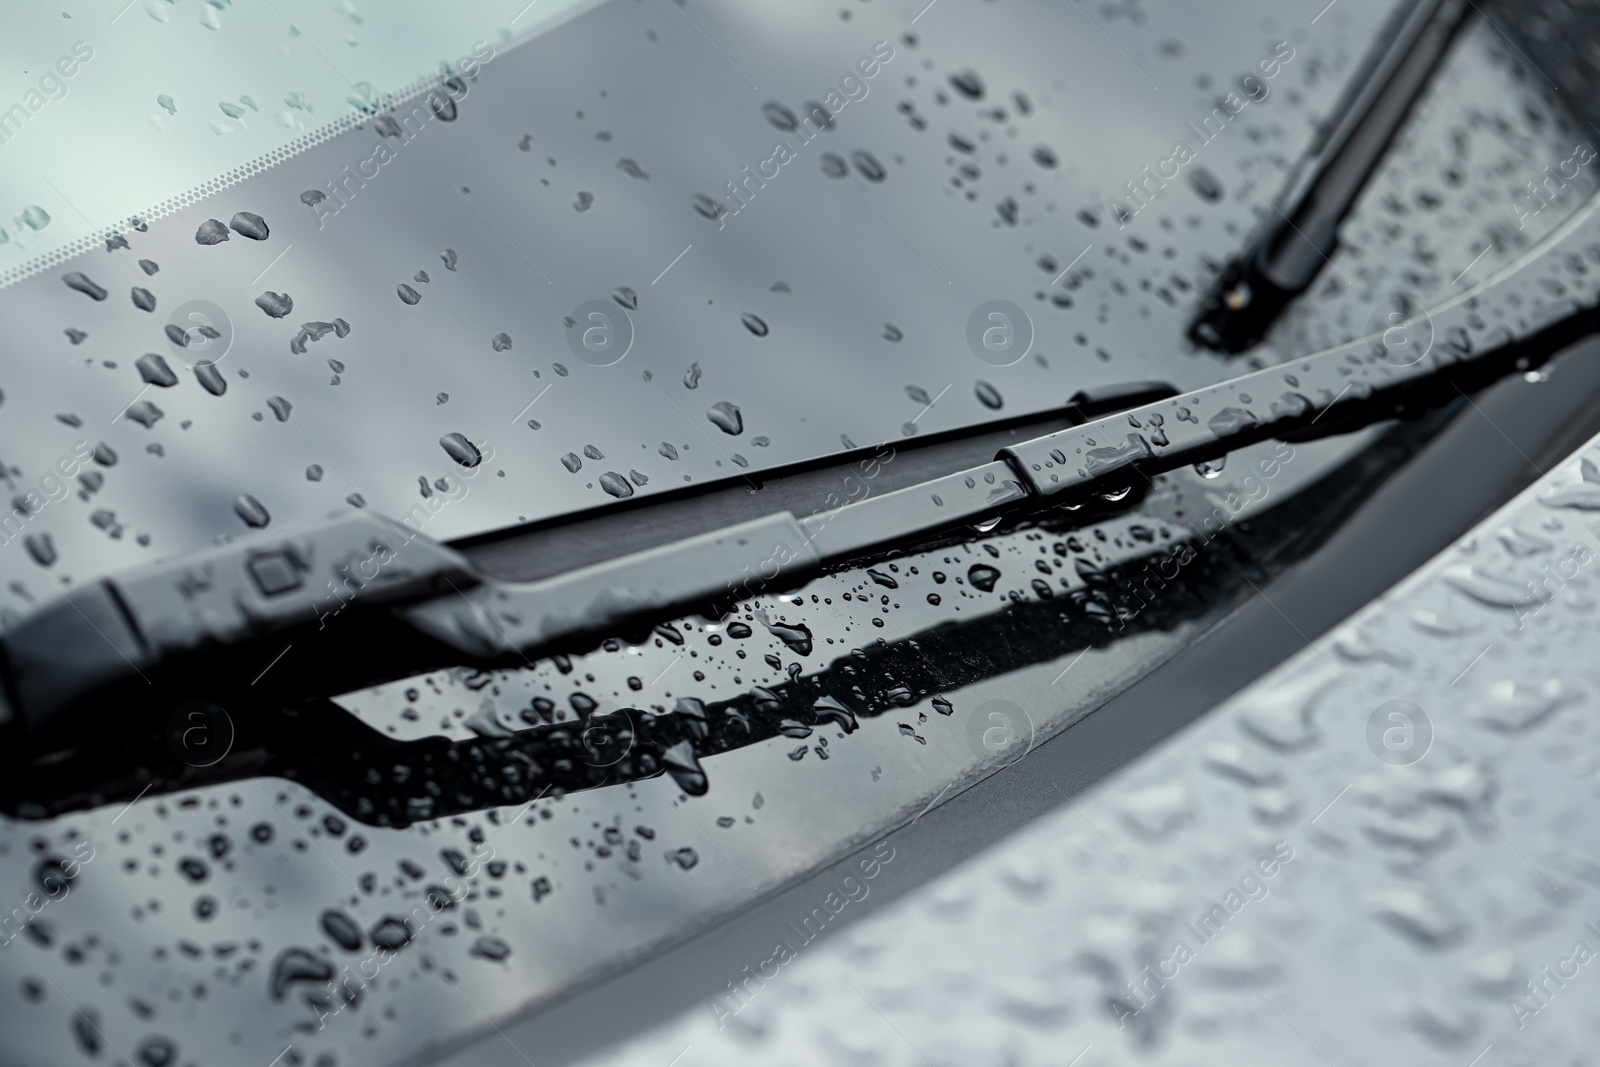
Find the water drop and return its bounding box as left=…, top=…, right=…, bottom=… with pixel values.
left=320, top=909, right=362, bottom=951
left=397, top=283, right=421, bottom=305
left=491, top=332, right=512, bottom=351
left=741, top=312, right=769, bottom=337
left=968, top=564, right=1001, bottom=592
left=233, top=494, right=270, bottom=528
left=661, top=740, right=709, bottom=795
left=440, top=432, right=482, bottom=468
left=24, top=534, right=56, bottom=567
left=612, top=286, right=638, bottom=310
left=194, top=361, right=226, bottom=395
left=62, top=272, right=107, bottom=301
left=229, top=211, right=269, bottom=240
left=599, top=471, right=634, bottom=498
left=683, top=362, right=702, bottom=389
left=1181, top=164, right=1226, bottom=206
left=813, top=695, right=859, bottom=733
left=368, top=916, right=414, bottom=951
left=1207, top=407, right=1258, bottom=436
left=949, top=69, right=985, bottom=99
left=268, top=948, right=333, bottom=999
left=131, top=287, right=156, bottom=312
left=758, top=611, right=813, bottom=654
left=255, top=291, right=293, bottom=318
left=135, top=353, right=178, bottom=387
left=762, top=101, right=799, bottom=131
left=974, top=380, right=1003, bottom=409
left=136, top=1037, right=176, bottom=1067
left=124, top=400, right=164, bottom=428
left=708, top=401, right=743, bottom=434
left=267, top=396, right=292, bottom=422
left=802, top=101, right=834, bottom=130
left=851, top=149, right=887, bottom=182
left=470, top=935, right=512, bottom=961
left=195, top=219, right=230, bottom=245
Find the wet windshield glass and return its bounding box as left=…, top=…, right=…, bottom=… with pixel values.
left=0, top=1, right=1594, bottom=1065
left=0, top=0, right=1585, bottom=597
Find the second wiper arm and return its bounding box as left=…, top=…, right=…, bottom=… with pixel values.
left=1189, top=0, right=1474, bottom=353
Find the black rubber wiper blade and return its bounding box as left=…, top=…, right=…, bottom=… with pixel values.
left=1189, top=0, right=1475, bottom=353
left=5, top=186, right=1600, bottom=745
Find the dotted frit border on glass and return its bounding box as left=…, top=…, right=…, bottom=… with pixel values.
left=0, top=72, right=448, bottom=293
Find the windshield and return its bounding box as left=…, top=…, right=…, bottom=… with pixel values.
left=0, top=0, right=1582, bottom=600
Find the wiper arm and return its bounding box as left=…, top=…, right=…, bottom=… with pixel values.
left=1188, top=0, right=1474, bottom=353
left=5, top=184, right=1600, bottom=746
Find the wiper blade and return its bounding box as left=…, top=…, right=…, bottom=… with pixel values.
left=1189, top=0, right=1474, bottom=353
left=4, top=186, right=1599, bottom=745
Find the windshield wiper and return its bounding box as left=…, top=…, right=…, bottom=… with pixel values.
left=1188, top=0, right=1474, bottom=353
left=4, top=185, right=1599, bottom=748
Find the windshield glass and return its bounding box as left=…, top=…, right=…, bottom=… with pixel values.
left=4, top=0, right=1583, bottom=599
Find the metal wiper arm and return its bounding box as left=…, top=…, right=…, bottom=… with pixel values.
left=5, top=185, right=1600, bottom=746
left=1189, top=0, right=1474, bottom=353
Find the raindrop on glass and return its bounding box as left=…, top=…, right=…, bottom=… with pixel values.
left=440, top=432, right=482, bottom=468
left=233, top=494, right=270, bottom=528
left=708, top=401, right=744, bottom=435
